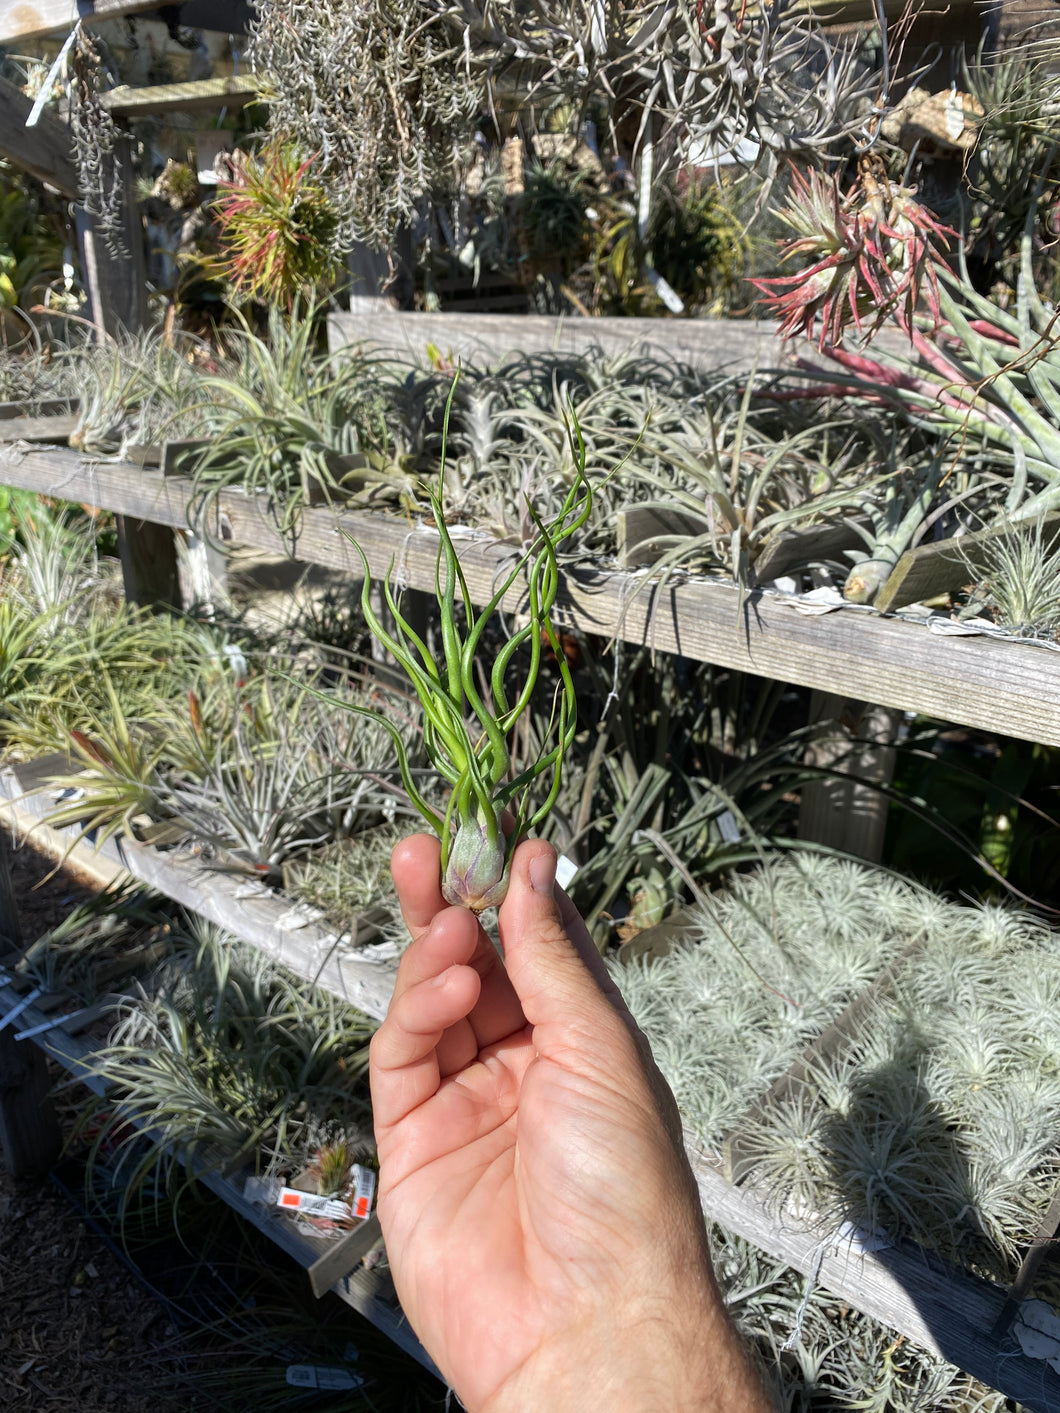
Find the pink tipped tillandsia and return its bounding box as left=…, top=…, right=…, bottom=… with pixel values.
left=754, top=156, right=954, bottom=349
left=327, top=377, right=592, bottom=914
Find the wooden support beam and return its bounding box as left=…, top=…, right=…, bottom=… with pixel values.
left=0, top=75, right=78, bottom=198
left=116, top=514, right=181, bottom=611
left=0, top=0, right=250, bottom=42
left=99, top=74, right=261, bottom=117
left=797, top=693, right=901, bottom=863
left=2, top=443, right=1060, bottom=747
left=0, top=828, right=63, bottom=1177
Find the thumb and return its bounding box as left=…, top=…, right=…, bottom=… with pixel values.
left=497, top=839, right=633, bottom=1037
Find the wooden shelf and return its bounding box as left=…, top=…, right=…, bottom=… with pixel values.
left=0, top=760, right=400, bottom=1023
left=2, top=441, right=1059, bottom=745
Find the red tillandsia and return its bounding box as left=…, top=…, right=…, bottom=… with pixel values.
left=754, top=156, right=955, bottom=349
left=213, top=140, right=341, bottom=307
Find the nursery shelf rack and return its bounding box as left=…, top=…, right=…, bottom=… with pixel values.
left=1, top=439, right=1058, bottom=747
left=4, top=765, right=1060, bottom=1410
left=0, top=959, right=437, bottom=1374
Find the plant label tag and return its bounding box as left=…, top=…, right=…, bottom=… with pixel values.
left=350, top=1164, right=376, bottom=1221
left=286, top=1364, right=365, bottom=1391
left=276, top=1187, right=352, bottom=1221
left=555, top=855, right=578, bottom=890
left=716, top=811, right=741, bottom=844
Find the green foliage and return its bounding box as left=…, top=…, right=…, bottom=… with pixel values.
left=0, top=161, right=65, bottom=313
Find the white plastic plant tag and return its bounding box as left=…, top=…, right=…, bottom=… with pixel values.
left=1015, top=1299, right=1060, bottom=1369
left=0, top=988, right=42, bottom=1032
left=285, top=1365, right=365, bottom=1392
left=716, top=810, right=741, bottom=845
left=350, top=1164, right=376, bottom=1222
left=555, top=855, right=578, bottom=891
left=275, top=1187, right=351, bottom=1221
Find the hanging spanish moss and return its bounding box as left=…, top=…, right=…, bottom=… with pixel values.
left=248, top=0, right=485, bottom=249
left=66, top=29, right=130, bottom=260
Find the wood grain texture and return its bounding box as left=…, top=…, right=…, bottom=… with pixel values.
left=330, top=311, right=812, bottom=373
left=0, top=75, right=78, bottom=196
left=875, top=512, right=1060, bottom=614
left=3, top=443, right=1058, bottom=744
left=100, top=75, right=261, bottom=115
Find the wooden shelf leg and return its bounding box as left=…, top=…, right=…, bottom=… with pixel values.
left=0, top=830, right=62, bottom=1178
left=797, top=692, right=902, bottom=864
left=117, top=516, right=182, bottom=612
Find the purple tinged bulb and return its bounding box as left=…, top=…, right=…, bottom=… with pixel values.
left=441, top=816, right=509, bottom=913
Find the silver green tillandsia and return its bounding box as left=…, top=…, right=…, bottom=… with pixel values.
left=331, top=375, right=591, bottom=914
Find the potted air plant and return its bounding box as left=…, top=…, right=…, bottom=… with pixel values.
left=313, top=378, right=592, bottom=913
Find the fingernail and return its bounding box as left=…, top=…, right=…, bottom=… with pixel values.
left=529, top=852, right=556, bottom=897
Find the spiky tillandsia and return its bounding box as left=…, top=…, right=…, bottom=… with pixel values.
left=753, top=157, right=954, bottom=349
left=312, top=379, right=592, bottom=914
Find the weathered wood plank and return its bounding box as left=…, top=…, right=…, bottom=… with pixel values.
left=692, top=1154, right=1060, bottom=1412
left=331, top=311, right=801, bottom=374
left=0, top=0, right=250, bottom=40
left=875, top=513, right=1060, bottom=614
left=0, top=414, right=77, bottom=443
left=0, top=766, right=399, bottom=1023
left=0, top=75, right=78, bottom=197
left=100, top=75, right=261, bottom=116
left=329, top=310, right=911, bottom=374
left=2, top=443, right=1059, bottom=746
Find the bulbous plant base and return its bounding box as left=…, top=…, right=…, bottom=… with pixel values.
left=441, top=821, right=509, bottom=914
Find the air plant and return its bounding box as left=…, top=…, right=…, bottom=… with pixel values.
left=321, top=379, right=592, bottom=913
left=212, top=140, right=342, bottom=307
left=753, top=157, right=954, bottom=349
left=962, top=514, right=1060, bottom=636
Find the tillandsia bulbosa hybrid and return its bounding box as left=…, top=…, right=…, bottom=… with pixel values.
left=335, top=377, right=591, bottom=913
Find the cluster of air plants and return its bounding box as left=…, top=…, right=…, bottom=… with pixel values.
left=60, top=326, right=212, bottom=458
left=615, top=851, right=1060, bottom=1284
left=78, top=917, right=376, bottom=1206
left=249, top=0, right=872, bottom=253
left=714, top=1222, right=1015, bottom=1410
left=184, top=303, right=413, bottom=543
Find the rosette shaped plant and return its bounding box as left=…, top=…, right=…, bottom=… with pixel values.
left=334, top=382, right=592, bottom=913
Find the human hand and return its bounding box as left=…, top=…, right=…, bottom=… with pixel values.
left=370, top=834, right=769, bottom=1412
